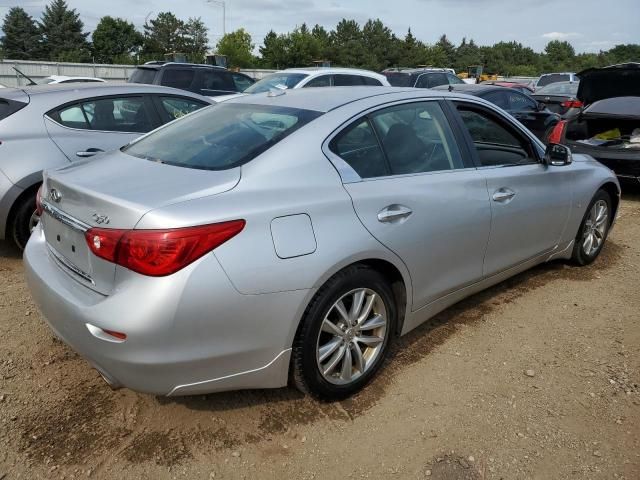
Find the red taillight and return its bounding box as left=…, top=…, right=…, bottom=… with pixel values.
left=35, top=185, right=44, bottom=216
left=560, top=100, right=583, bottom=109
left=547, top=120, right=567, bottom=144
left=85, top=220, right=245, bottom=277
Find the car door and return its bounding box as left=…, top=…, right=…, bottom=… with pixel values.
left=451, top=101, right=572, bottom=277
left=504, top=90, right=551, bottom=139
left=44, top=95, right=158, bottom=160
left=328, top=100, right=491, bottom=310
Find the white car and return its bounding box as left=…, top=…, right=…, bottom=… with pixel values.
left=37, top=75, right=106, bottom=85
left=214, top=68, right=390, bottom=102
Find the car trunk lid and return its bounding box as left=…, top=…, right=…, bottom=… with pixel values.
left=41, top=149, right=241, bottom=294
left=577, top=63, right=640, bottom=106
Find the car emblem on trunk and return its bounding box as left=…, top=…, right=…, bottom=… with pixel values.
left=92, top=214, right=110, bottom=225
left=49, top=189, right=62, bottom=203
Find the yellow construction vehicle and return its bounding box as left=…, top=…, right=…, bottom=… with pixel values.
left=458, top=65, right=499, bottom=84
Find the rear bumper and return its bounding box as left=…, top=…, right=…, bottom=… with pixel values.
left=567, top=141, right=640, bottom=182
left=24, top=226, right=310, bottom=396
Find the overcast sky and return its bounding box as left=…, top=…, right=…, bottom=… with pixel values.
left=3, top=0, right=638, bottom=53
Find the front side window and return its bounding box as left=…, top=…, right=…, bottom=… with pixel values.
left=159, top=97, right=208, bottom=121
left=304, top=75, right=332, bottom=88
left=244, top=73, right=308, bottom=93
left=124, top=103, right=322, bottom=171
left=456, top=105, right=537, bottom=167
left=53, top=97, right=151, bottom=133
left=447, top=74, right=465, bottom=85
left=199, top=70, right=234, bottom=92
left=330, top=101, right=464, bottom=178
left=231, top=73, right=254, bottom=92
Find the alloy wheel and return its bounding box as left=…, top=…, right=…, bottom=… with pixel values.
left=316, top=288, right=388, bottom=385
left=582, top=199, right=608, bottom=257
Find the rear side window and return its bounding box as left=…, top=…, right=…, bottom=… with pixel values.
left=0, top=98, right=28, bottom=121
left=128, top=68, right=157, bottom=84
left=52, top=97, right=152, bottom=133
left=124, top=103, right=322, bottom=171
left=330, top=120, right=389, bottom=178
left=199, top=70, right=234, bottom=93
left=161, top=69, right=196, bottom=89
left=362, top=76, right=383, bottom=86
left=333, top=74, right=365, bottom=86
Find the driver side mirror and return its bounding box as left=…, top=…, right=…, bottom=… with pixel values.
left=537, top=102, right=547, bottom=112
left=544, top=143, right=572, bottom=166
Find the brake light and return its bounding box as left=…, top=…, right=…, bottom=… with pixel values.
left=560, top=100, right=583, bottom=109
left=85, top=220, right=245, bottom=277
left=547, top=120, right=567, bottom=144
left=35, top=185, right=44, bottom=216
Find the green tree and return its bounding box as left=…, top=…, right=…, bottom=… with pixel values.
left=435, top=34, right=456, bottom=67
left=544, top=40, right=575, bottom=70
left=361, top=19, right=398, bottom=71
left=143, top=12, right=185, bottom=57
left=92, top=16, right=142, bottom=64
left=0, top=7, right=41, bottom=60
left=329, top=19, right=367, bottom=67
left=259, top=30, right=287, bottom=68
left=39, top=0, right=90, bottom=62
left=216, top=28, right=255, bottom=68
left=182, top=17, right=209, bottom=62
left=285, top=24, right=322, bottom=67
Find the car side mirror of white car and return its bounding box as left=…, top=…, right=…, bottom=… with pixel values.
left=544, top=143, right=573, bottom=166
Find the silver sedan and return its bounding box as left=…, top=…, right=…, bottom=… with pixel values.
left=24, top=87, right=619, bottom=400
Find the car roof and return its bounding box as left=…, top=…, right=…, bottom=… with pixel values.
left=432, top=84, right=503, bottom=95
left=47, top=75, right=103, bottom=81
left=283, top=67, right=386, bottom=79
left=227, top=86, right=449, bottom=112
left=383, top=68, right=452, bottom=74
left=12, top=83, right=213, bottom=109
left=136, top=62, right=226, bottom=70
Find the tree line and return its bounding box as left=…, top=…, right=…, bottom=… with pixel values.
left=1, top=0, right=639, bottom=76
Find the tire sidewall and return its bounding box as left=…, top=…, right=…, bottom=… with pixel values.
left=573, top=189, right=612, bottom=265
left=11, top=194, right=37, bottom=251
left=298, top=268, right=396, bottom=400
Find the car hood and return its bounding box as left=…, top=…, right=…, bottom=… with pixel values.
left=577, top=63, right=640, bottom=105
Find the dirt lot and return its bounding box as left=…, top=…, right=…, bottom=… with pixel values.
left=0, top=193, right=639, bottom=480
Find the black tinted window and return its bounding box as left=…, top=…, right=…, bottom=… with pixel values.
left=161, top=69, right=195, bottom=89
left=507, top=91, right=536, bottom=111
left=483, top=91, right=509, bottom=110
left=333, top=74, right=365, bottom=86
left=537, top=74, right=570, bottom=88
left=384, top=72, right=414, bottom=87
left=457, top=106, right=536, bottom=166
left=124, top=103, right=321, bottom=171
left=0, top=98, right=27, bottom=121
left=304, top=75, right=332, bottom=87
left=231, top=73, right=254, bottom=92
left=362, top=76, right=383, bottom=86
left=128, top=68, right=157, bottom=84
left=330, top=120, right=388, bottom=178
left=199, top=70, right=234, bottom=93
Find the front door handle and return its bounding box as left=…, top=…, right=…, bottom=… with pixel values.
left=377, top=204, right=413, bottom=223
left=492, top=188, right=517, bottom=203
left=76, top=148, right=104, bottom=158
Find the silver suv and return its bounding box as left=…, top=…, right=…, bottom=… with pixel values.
left=0, top=83, right=213, bottom=249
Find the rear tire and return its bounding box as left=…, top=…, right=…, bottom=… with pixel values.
left=571, top=189, right=612, bottom=266
left=292, top=265, right=396, bottom=401
left=9, top=193, right=37, bottom=251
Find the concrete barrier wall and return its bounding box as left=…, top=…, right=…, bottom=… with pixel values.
left=0, top=59, right=277, bottom=87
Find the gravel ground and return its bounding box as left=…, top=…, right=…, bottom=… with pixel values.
left=0, top=192, right=638, bottom=480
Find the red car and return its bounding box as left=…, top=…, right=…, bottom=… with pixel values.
left=481, top=81, right=534, bottom=94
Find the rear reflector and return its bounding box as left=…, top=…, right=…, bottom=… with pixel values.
left=85, top=220, right=245, bottom=277
left=102, top=329, right=127, bottom=340
left=560, top=100, right=583, bottom=109
left=547, top=120, right=567, bottom=145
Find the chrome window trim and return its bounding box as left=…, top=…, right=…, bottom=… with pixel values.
left=42, top=201, right=90, bottom=233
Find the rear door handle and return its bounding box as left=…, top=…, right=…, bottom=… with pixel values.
left=377, top=205, right=413, bottom=223
left=76, top=148, right=104, bottom=158
left=492, top=188, right=517, bottom=203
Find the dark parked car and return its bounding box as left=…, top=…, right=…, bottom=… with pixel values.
left=383, top=68, right=465, bottom=89
left=434, top=84, right=560, bottom=141
left=548, top=63, right=640, bottom=185
left=532, top=81, right=581, bottom=118
left=128, top=62, right=255, bottom=98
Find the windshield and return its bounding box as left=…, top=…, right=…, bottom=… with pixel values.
left=383, top=72, right=414, bottom=87
left=128, top=68, right=157, bottom=85
left=244, top=73, right=308, bottom=94
left=124, top=103, right=322, bottom=171
left=536, top=82, right=579, bottom=96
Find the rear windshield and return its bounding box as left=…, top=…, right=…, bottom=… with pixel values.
left=383, top=72, right=414, bottom=87
left=0, top=98, right=27, bottom=121
left=536, top=82, right=579, bottom=96
left=537, top=74, right=570, bottom=88
left=123, top=103, right=322, bottom=171
left=128, top=68, right=157, bottom=85
left=244, top=73, right=308, bottom=94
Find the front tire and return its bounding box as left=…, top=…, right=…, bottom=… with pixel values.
left=10, top=193, right=38, bottom=251
left=571, top=189, right=612, bottom=266
left=292, top=265, right=396, bottom=400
